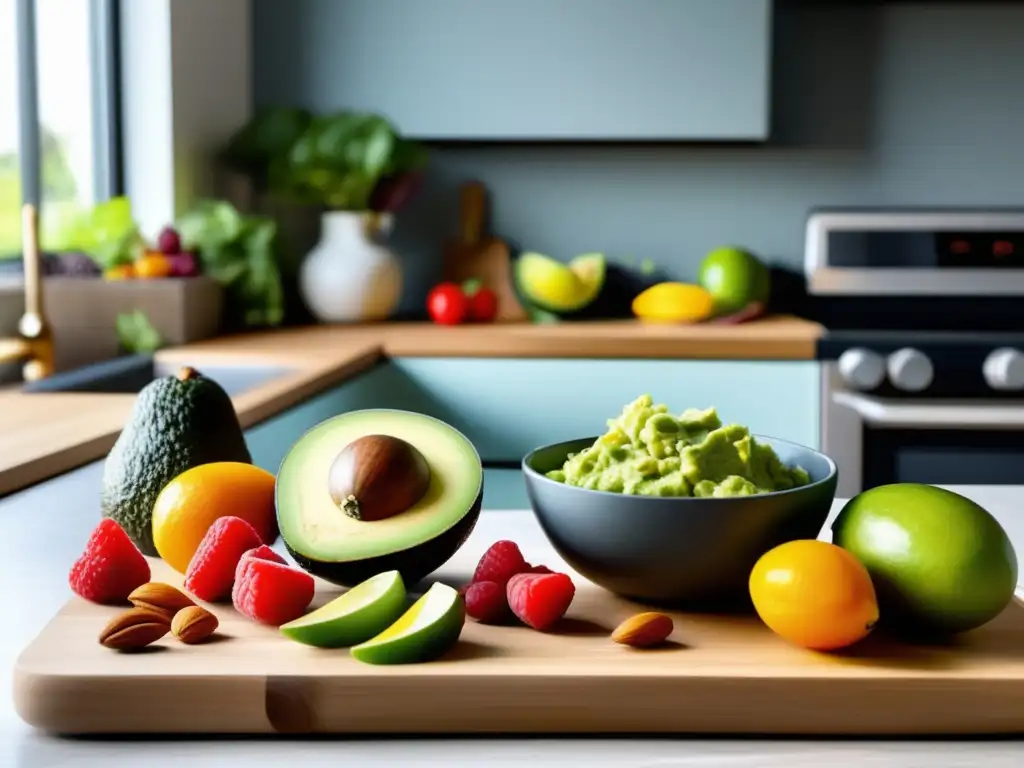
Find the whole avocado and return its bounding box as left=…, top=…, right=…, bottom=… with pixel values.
left=832, top=483, right=1018, bottom=638
left=100, top=366, right=252, bottom=555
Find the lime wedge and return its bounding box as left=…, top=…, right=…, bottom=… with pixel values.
left=350, top=582, right=465, bottom=665
left=279, top=570, right=407, bottom=648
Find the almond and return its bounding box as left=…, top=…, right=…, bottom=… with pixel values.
left=99, top=607, right=171, bottom=651
left=128, top=582, right=195, bottom=618
left=171, top=605, right=219, bottom=644
left=611, top=612, right=674, bottom=648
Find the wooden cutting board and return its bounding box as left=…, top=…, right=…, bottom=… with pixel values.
left=441, top=181, right=528, bottom=322
left=14, top=552, right=1024, bottom=737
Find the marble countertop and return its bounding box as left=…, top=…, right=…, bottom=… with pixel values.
left=2, top=469, right=1022, bottom=766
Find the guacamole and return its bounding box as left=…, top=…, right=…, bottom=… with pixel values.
left=545, top=395, right=811, bottom=498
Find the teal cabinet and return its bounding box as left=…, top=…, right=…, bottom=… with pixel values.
left=245, top=358, right=821, bottom=511
left=254, top=0, right=773, bottom=141
left=390, top=358, right=821, bottom=462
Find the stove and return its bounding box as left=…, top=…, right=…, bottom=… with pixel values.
left=805, top=208, right=1024, bottom=497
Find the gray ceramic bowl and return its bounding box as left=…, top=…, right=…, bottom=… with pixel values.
left=522, top=435, right=838, bottom=608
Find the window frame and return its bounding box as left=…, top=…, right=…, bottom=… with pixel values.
left=89, top=0, right=122, bottom=202
left=11, top=0, right=251, bottom=243
left=14, top=0, right=123, bottom=212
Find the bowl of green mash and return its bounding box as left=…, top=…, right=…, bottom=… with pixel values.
left=521, top=395, right=838, bottom=607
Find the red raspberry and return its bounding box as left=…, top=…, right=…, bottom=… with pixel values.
left=472, top=540, right=528, bottom=587
left=232, top=549, right=314, bottom=626
left=240, top=544, right=285, bottom=565
left=526, top=564, right=554, bottom=575
left=184, top=517, right=263, bottom=602
left=464, top=580, right=511, bottom=624
left=506, top=572, right=576, bottom=631
left=69, top=519, right=151, bottom=604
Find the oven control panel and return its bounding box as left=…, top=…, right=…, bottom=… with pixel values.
left=805, top=209, right=1024, bottom=297
left=819, top=333, right=1024, bottom=398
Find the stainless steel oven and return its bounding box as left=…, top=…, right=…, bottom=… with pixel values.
left=806, top=209, right=1024, bottom=499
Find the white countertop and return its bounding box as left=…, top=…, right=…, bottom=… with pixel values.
left=2, top=465, right=1024, bottom=766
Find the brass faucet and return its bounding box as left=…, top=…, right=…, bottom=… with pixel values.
left=0, top=203, right=54, bottom=381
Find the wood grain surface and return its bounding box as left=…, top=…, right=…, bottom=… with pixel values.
left=14, top=555, right=1024, bottom=737
left=441, top=181, right=527, bottom=322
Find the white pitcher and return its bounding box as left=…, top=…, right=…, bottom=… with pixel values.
left=298, top=211, right=403, bottom=322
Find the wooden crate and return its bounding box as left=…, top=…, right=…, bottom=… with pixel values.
left=42, top=276, right=223, bottom=371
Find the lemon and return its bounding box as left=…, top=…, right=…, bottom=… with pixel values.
left=631, top=282, right=716, bottom=323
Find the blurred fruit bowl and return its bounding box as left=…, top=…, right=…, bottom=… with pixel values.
left=105, top=225, right=201, bottom=282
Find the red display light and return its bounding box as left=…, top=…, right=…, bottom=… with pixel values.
left=993, top=240, right=1015, bottom=257
left=950, top=239, right=971, bottom=255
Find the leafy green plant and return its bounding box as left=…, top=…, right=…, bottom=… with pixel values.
left=222, top=107, right=428, bottom=213
left=177, top=199, right=285, bottom=328
left=59, top=196, right=144, bottom=270
left=116, top=310, right=163, bottom=354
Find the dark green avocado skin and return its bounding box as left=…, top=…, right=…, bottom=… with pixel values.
left=285, top=489, right=483, bottom=588
left=100, top=368, right=252, bottom=555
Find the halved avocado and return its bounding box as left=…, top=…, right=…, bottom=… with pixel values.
left=276, top=409, right=483, bottom=588
left=514, top=251, right=606, bottom=314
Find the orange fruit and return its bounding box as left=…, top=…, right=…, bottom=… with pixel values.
left=104, top=263, right=135, bottom=281
left=749, top=539, right=879, bottom=651
left=152, top=462, right=278, bottom=573
left=134, top=251, right=173, bottom=279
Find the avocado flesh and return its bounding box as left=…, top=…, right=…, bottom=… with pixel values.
left=277, top=409, right=483, bottom=588
left=279, top=570, right=408, bottom=648
left=350, top=582, right=465, bottom=665
left=100, top=368, right=252, bottom=555
left=514, top=252, right=606, bottom=314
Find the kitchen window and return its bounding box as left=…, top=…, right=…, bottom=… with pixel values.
left=0, top=0, right=120, bottom=262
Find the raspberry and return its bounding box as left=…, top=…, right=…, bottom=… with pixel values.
left=472, top=540, right=528, bottom=587
left=69, top=519, right=151, bottom=604
left=157, top=226, right=181, bottom=255
left=232, top=549, right=314, bottom=626
left=507, top=572, right=576, bottom=631
left=184, top=517, right=263, bottom=602
left=526, top=564, right=554, bottom=575
left=464, top=580, right=511, bottom=624
left=240, top=544, right=285, bottom=565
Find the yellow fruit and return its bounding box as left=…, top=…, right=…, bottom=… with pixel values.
left=134, top=251, right=173, bottom=279
left=104, top=264, right=135, bottom=281
left=632, top=282, right=716, bottom=323
left=749, top=539, right=879, bottom=652
left=152, top=462, right=278, bottom=574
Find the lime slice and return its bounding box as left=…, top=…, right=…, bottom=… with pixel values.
left=350, top=582, right=465, bottom=665
left=279, top=570, right=407, bottom=648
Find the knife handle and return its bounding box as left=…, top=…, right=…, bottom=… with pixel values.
left=459, top=181, right=487, bottom=246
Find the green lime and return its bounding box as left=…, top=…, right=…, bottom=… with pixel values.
left=697, top=247, right=770, bottom=315
left=280, top=570, right=407, bottom=648
left=832, top=484, right=1018, bottom=638
left=350, top=582, right=465, bottom=665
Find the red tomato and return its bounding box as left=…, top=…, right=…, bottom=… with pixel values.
left=467, top=286, right=499, bottom=323
left=426, top=283, right=469, bottom=325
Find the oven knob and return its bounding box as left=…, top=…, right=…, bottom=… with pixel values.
left=887, top=348, right=933, bottom=392
left=983, top=347, right=1024, bottom=391
left=837, top=348, right=886, bottom=390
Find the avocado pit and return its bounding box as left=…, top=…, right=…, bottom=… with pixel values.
left=328, top=434, right=431, bottom=522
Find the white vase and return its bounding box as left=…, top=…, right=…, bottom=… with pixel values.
left=298, top=211, right=403, bottom=323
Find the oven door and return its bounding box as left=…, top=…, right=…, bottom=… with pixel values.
left=822, top=367, right=1024, bottom=497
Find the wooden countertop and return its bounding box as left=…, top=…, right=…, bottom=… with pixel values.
left=0, top=315, right=822, bottom=496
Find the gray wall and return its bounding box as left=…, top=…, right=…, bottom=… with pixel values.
left=254, top=2, right=1024, bottom=312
